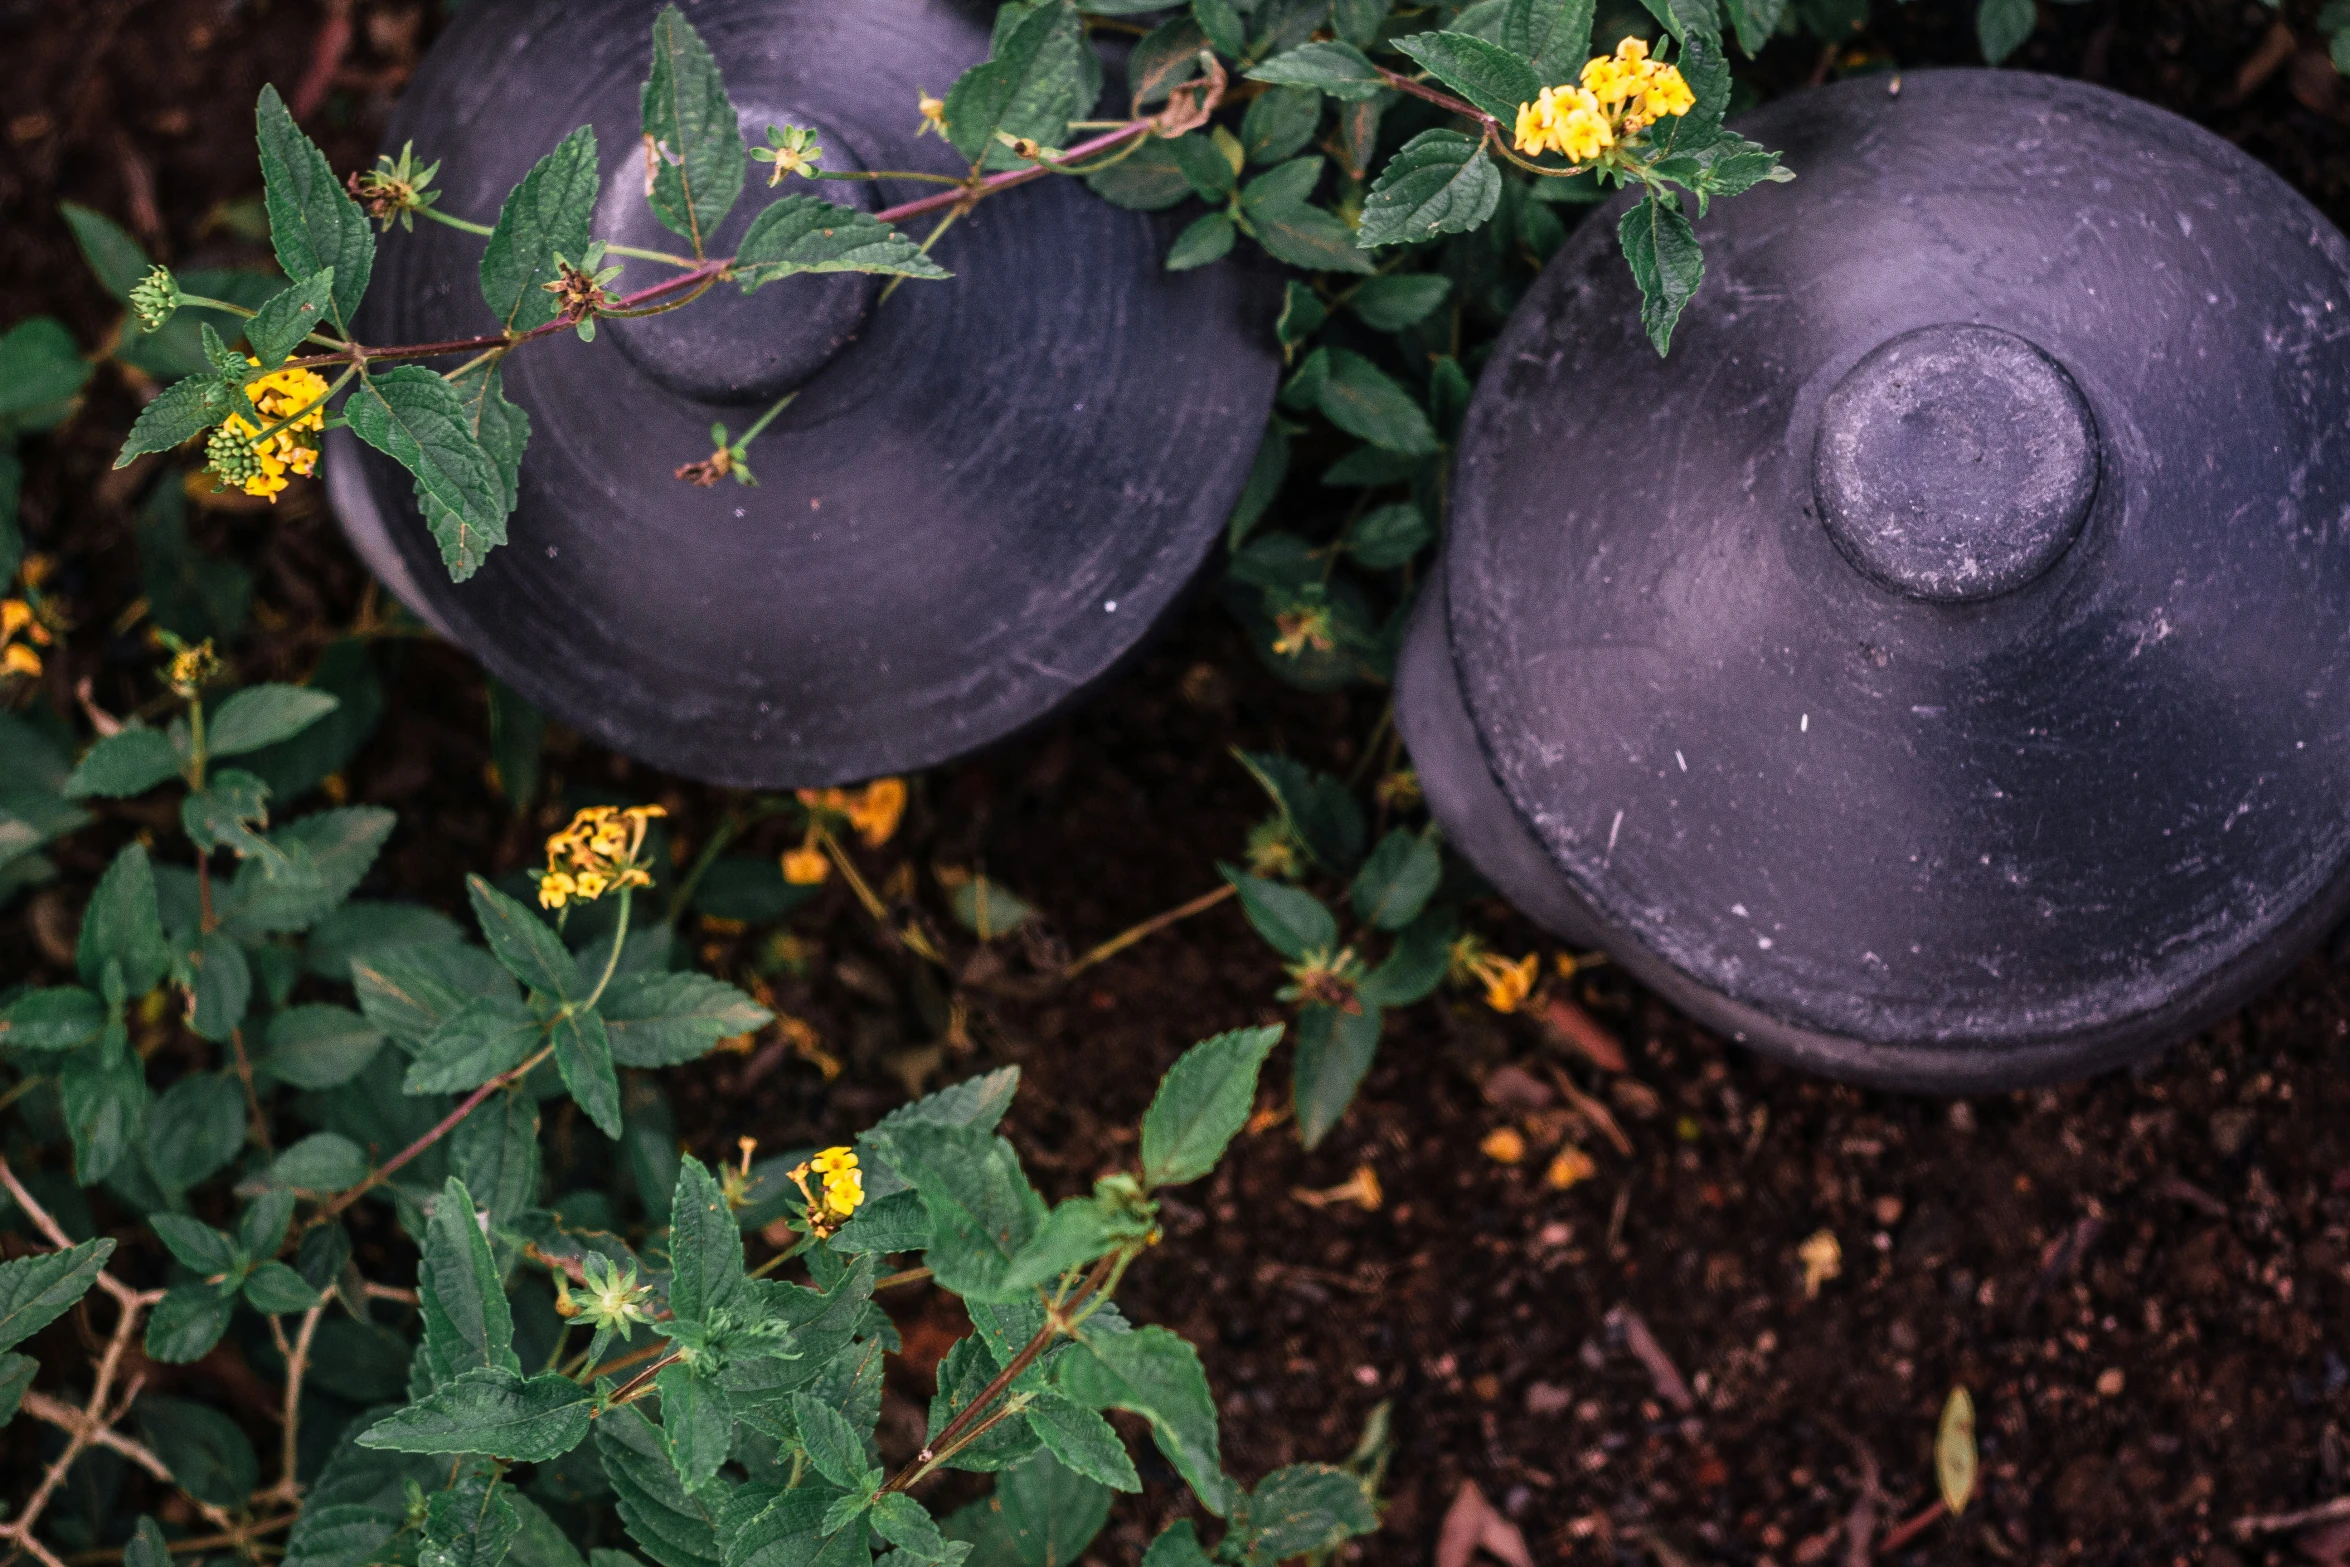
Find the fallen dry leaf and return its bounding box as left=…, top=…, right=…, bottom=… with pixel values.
left=1540, top=994, right=1629, bottom=1073
left=1481, top=1127, right=1527, bottom=1165
left=1544, top=1144, right=1598, bottom=1190
left=1436, top=1481, right=1534, bottom=1567
left=1292, top=1165, right=1382, bottom=1211
left=1798, top=1229, right=1842, bottom=1299
left=1482, top=1063, right=1554, bottom=1111
left=1606, top=1303, right=1695, bottom=1412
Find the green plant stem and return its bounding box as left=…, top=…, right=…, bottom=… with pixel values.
left=1062, top=883, right=1235, bottom=979
left=736, top=390, right=797, bottom=445
left=417, top=206, right=497, bottom=238
left=314, top=1044, right=556, bottom=1221
left=578, top=887, right=632, bottom=1014
left=606, top=1348, right=684, bottom=1406
left=176, top=292, right=258, bottom=319
left=245, top=362, right=358, bottom=449
left=805, top=168, right=964, bottom=185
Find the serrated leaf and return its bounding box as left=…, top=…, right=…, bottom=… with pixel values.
left=869, top=1495, right=947, bottom=1561
left=1025, top=1394, right=1140, bottom=1493
left=405, top=993, right=538, bottom=1093
left=1217, top=867, right=1336, bottom=961
left=0, top=986, right=105, bottom=1052
left=1246, top=196, right=1377, bottom=274
left=1357, top=129, right=1499, bottom=248
left=354, top=943, right=517, bottom=1047
left=1721, top=0, right=1787, bottom=54
left=1244, top=40, right=1386, bottom=100
left=144, top=1284, right=236, bottom=1364
left=734, top=197, right=950, bottom=291
left=1228, top=1466, right=1377, bottom=1565
left=264, top=1003, right=386, bottom=1090
left=1140, top=1026, right=1283, bottom=1188
left=79, top=842, right=171, bottom=996
left=0, top=316, right=92, bottom=436
left=1349, top=274, right=1451, bottom=331
left=184, top=928, right=252, bottom=1043
left=641, top=6, right=745, bottom=254
left=1085, top=140, right=1193, bottom=211
left=1391, top=31, right=1539, bottom=121
left=602, top=973, right=773, bottom=1068
left=1290, top=1002, right=1382, bottom=1149
left=789, top=1391, right=871, bottom=1490
left=666, top=1156, right=745, bottom=1328
left=452, top=1087, right=540, bottom=1228
left=1057, top=1327, right=1232, bottom=1515
left=467, top=875, right=574, bottom=998
left=600, top=1404, right=723, bottom=1567
left=217, top=806, right=396, bottom=937
left=422, top=1466, right=521, bottom=1567
left=947, top=1451, right=1109, bottom=1567
left=552, top=1007, right=621, bottom=1138
left=209, top=684, right=341, bottom=758
left=1141, top=1522, right=1212, bottom=1567
left=60, top=1020, right=146, bottom=1183
left=1504, top=0, right=1596, bottom=79
left=943, top=0, right=1094, bottom=169
left=244, top=1260, right=323, bottom=1314
left=482, top=126, right=598, bottom=332
left=417, top=1175, right=522, bottom=1392
left=116, top=376, right=239, bottom=467
left=1619, top=191, right=1704, bottom=355
left=0, top=1238, right=115, bottom=1352
left=255, top=85, right=373, bottom=328
left=348, top=367, right=510, bottom=581
left=657, top=1361, right=734, bottom=1495
left=876, top=1122, right=1042, bottom=1302
left=151, top=1212, right=238, bottom=1275
left=147, top=1071, right=247, bottom=1190
left=1318, top=348, right=1439, bottom=453
left=271, top=1131, right=369, bottom=1191
left=363, top=1365, right=593, bottom=1461
left=926, top=1336, right=1043, bottom=1475
left=247, top=268, right=336, bottom=368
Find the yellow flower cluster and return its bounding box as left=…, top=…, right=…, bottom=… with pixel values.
left=1459, top=946, right=1539, bottom=1013
left=782, top=777, right=907, bottom=885
left=1, top=600, right=48, bottom=679
left=537, top=804, right=666, bottom=908
left=1512, top=37, right=1696, bottom=164
left=209, top=362, right=330, bottom=502
left=810, top=1146, right=863, bottom=1218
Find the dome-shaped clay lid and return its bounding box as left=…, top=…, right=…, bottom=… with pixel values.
left=1441, top=69, right=2350, bottom=1080
left=328, top=0, right=1275, bottom=787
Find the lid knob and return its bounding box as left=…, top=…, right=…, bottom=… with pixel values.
left=1812, top=322, right=2099, bottom=604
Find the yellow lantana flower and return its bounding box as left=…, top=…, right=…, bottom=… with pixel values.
left=781, top=838, right=830, bottom=885
left=205, top=361, right=331, bottom=502
left=536, top=803, right=665, bottom=908
left=809, top=1146, right=863, bottom=1217
left=1514, top=36, right=1696, bottom=162
left=1470, top=950, right=1540, bottom=1013
left=0, top=599, right=48, bottom=679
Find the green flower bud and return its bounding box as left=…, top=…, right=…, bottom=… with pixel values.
left=129, top=265, right=181, bottom=332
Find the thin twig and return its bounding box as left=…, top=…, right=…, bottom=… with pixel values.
left=62, top=1514, right=298, bottom=1564
left=1061, top=884, right=1236, bottom=979
left=2233, top=1495, right=2350, bottom=1539
left=314, top=1046, right=554, bottom=1220
left=19, top=1392, right=174, bottom=1483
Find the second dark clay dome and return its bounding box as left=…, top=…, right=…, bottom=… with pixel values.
left=327, top=0, right=1276, bottom=788
left=1399, top=69, right=2350, bottom=1093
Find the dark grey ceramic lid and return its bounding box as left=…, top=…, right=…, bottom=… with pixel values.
left=1438, top=69, right=2350, bottom=1078
left=329, top=0, right=1275, bottom=787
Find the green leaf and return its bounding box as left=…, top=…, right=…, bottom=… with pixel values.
left=509, top=1493, right=588, bottom=1567
left=1318, top=348, right=1439, bottom=453
left=735, top=197, right=951, bottom=290
left=183, top=929, right=252, bottom=1042
left=1346, top=501, right=1434, bottom=569
left=1291, top=1002, right=1383, bottom=1149
left=264, top=1004, right=387, bottom=1090
left=666, top=1156, right=745, bottom=1327
left=0, top=317, right=92, bottom=436
left=1058, top=1327, right=1231, bottom=1514
left=1978, top=0, right=2034, bottom=62
left=255, top=85, right=374, bottom=328
left=925, top=1335, right=1043, bottom=1476
left=451, top=1087, right=541, bottom=1229
left=1247, top=197, right=1377, bottom=274
left=789, top=1391, right=872, bottom=1490
left=61, top=200, right=152, bottom=299
left=121, top=1519, right=171, bottom=1567
left=412, top=365, right=528, bottom=586
left=1139, top=1025, right=1283, bottom=1188
left=553, top=1007, right=622, bottom=1139
left=217, top=806, right=396, bottom=938
left=150, top=1213, right=238, bottom=1275
left=271, top=1131, right=369, bottom=1191
left=0, top=1238, right=115, bottom=1351
left=64, top=727, right=181, bottom=800
left=355, top=945, right=520, bottom=1047
left=348, top=367, right=511, bottom=582
left=1218, top=867, right=1336, bottom=961
left=140, top=1393, right=259, bottom=1508
left=1131, top=17, right=1208, bottom=106
left=1168, top=131, right=1238, bottom=201
left=148, top=1072, right=247, bottom=1191
left=482, top=126, right=599, bottom=332
left=1350, top=274, right=1451, bottom=330
left=1085, top=140, right=1193, bottom=211
left=307, top=902, right=466, bottom=980
left=60, top=1020, right=146, bottom=1182
left=1245, top=41, right=1386, bottom=100
left=945, top=1451, right=1106, bottom=1567
left=1350, top=829, right=1441, bottom=930
left=656, top=1361, right=733, bottom=1495
left=422, top=1466, right=521, bottom=1567
left=1720, top=0, right=1787, bottom=53
left=1141, top=1522, right=1213, bottom=1567
left=241, top=1189, right=297, bottom=1259
left=144, top=1284, right=236, bottom=1364
left=1166, top=212, right=1236, bottom=271
left=603, top=972, right=773, bottom=1067
left=467, top=875, right=574, bottom=998
left=405, top=994, right=538, bottom=1093
left=0, top=986, right=104, bottom=1053
left=641, top=5, right=745, bottom=254
left=209, top=684, right=341, bottom=758
left=1504, top=0, right=1597, bottom=78
left=361, top=1366, right=593, bottom=1461
left=1618, top=191, right=1704, bottom=355
left=1242, top=87, right=1323, bottom=167
left=599, top=1404, right=723, bottom=1567
left=1356, top=129, right=1499, bottom=248
left=943, top=0, right=1094, bottom=168
left=244, top=1260, right=324, bottom=1314
left=417, top=1175, right=522, bottom=1391
left=1391, top=31, right=1539, bottom=121
left=182, top=770, right=279, bottom=868
left=1024, top=1395, right=1140, bottom=1493
left=116, top=375, right=240, bottom=467
left=1228, top=1466, right=1378, bottom=1565
left=870, top=1495, right=948, bottom=1561
left=877, top=1122, right=1043, bottom=1301
left=246, top=268, right=337, bottom=368
left=79, top=842, right=171, bottom=996
left=947, top=876, right=1035, bottom=940
left=282, top=1443, right=445, bottom=1567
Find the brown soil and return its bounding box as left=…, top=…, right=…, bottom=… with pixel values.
left=6, top=3, right=2350, bottom=1566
